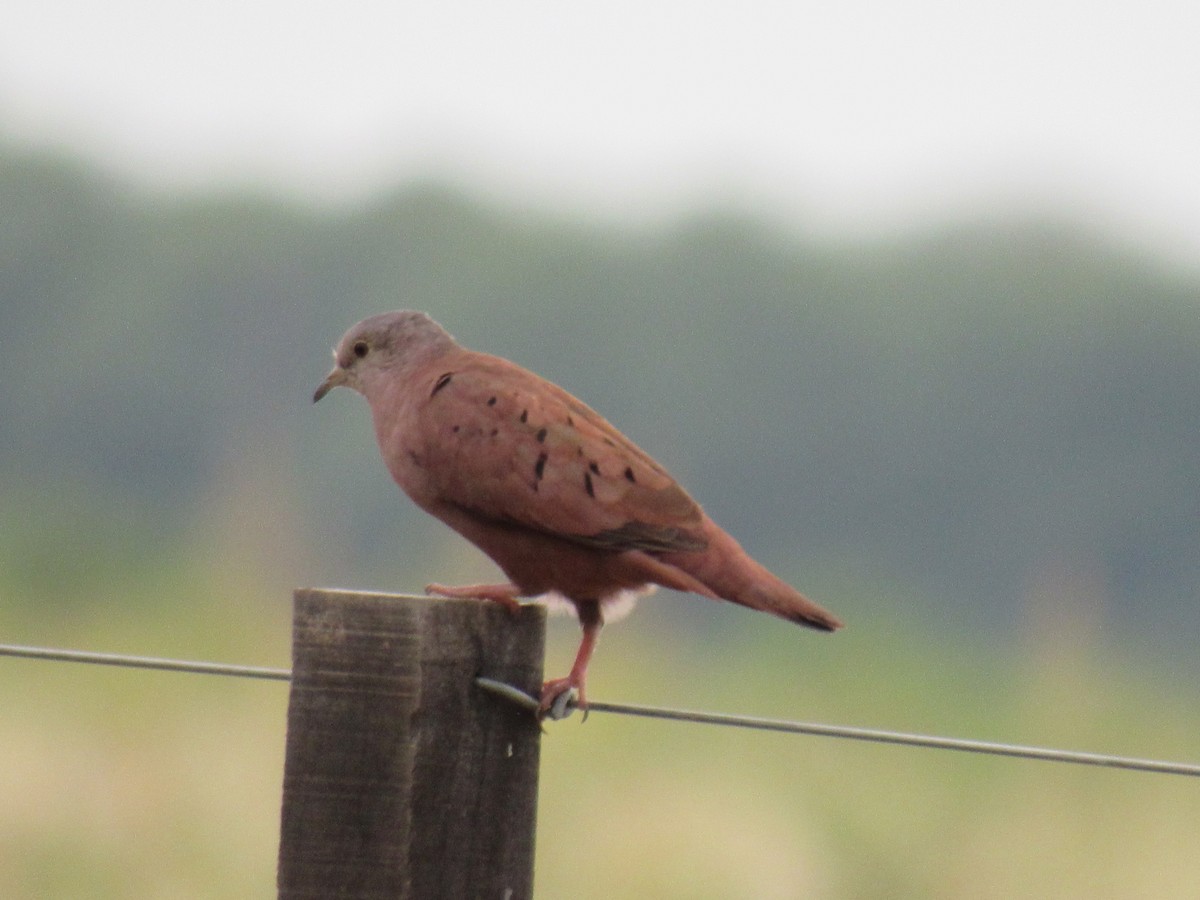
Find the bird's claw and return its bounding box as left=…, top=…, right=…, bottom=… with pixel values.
left=538, top=680, right=588, bottom=722
left=424, top=582, right=523, bottom=616
left=475, top=676, right=588, bottom=723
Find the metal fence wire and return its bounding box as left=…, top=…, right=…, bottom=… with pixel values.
left=2, top=642, right=1198, bottom=778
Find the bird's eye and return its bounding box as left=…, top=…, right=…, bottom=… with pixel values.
left=352, top=340, right=369, bottom=359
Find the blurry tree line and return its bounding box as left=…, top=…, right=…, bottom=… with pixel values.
left=1, top=146, right=1197, bottom=641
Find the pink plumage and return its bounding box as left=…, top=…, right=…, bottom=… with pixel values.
left=315, top=311, right=842, bottom=714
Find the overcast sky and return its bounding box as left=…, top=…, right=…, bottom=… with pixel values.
left=2, top=0, right=1198, bottom=258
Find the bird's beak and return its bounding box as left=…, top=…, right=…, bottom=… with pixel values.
left=313, top=366, right=348, bottom=403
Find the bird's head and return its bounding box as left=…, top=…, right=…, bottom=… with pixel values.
left=313, top=310, right=457, bottom=402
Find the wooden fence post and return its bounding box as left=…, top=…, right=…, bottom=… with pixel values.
left=277, top=588, right=546, bottom=900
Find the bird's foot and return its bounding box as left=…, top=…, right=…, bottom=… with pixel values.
left=425, top=582, right=523, bottom=616
left=539, top=676, right=588, bottom=722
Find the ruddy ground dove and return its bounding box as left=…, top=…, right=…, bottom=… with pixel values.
left=314, top=311, right=842, bottom=715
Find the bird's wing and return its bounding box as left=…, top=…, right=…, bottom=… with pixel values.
left=411, top=352, right=707, bottom=553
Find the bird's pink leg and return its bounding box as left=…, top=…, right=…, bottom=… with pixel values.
left=540, top=599, right=603, bottom=719
left=425, top=582, right=523, bottom=615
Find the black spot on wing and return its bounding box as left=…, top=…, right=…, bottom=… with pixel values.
left=584, top=472, right=595, bottom=498
left=588, top=461, right=601, bottom=475
left=487, top=396, right=497, bottom=406
left=624, top=466, right=636, bottom=483
left=520, top=409, right=528, bottom=423
left=536, top=427, right=548, bottom=443
left=534, top=452, right=548, bottom=481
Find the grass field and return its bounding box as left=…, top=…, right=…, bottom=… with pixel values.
left=1, top=564, right=1197, bottom=898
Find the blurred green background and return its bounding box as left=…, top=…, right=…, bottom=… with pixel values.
left=1, top=144, right=1198, bottom=897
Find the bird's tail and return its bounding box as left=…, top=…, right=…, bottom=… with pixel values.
left=736, top=566, right=843, bottom=631
left=662, top=523, right=844, bottom=632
